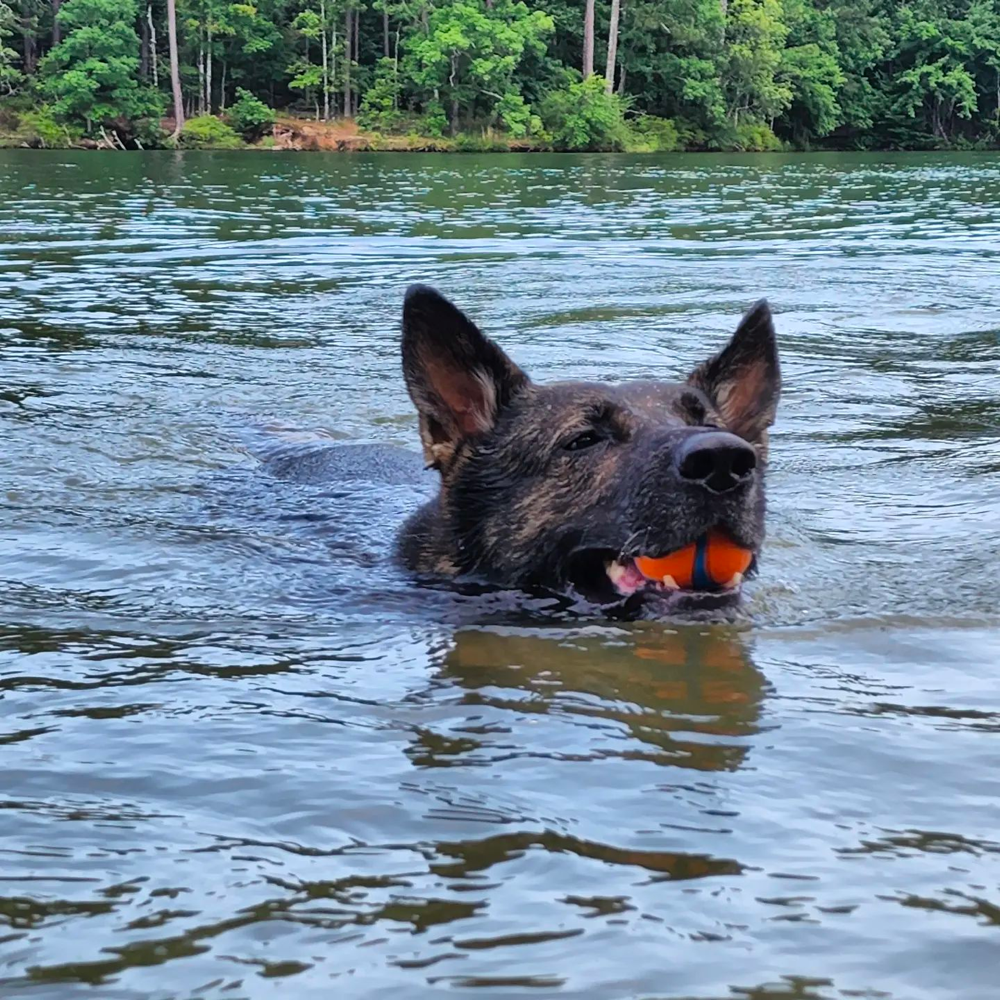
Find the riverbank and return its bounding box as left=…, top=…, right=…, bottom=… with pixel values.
left=0, top=112, right=629, bottom=153
left=0, top=117, right=545, bottom=152
left=2, top=108, right=996, bottom=154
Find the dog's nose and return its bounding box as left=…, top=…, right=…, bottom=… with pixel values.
left=675, top=431, right=757, bottom=494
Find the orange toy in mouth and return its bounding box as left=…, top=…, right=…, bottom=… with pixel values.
left=634, top=530, right=753, bottom=590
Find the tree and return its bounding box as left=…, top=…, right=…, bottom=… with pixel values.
left=885, top=1, right=981, bottom=143
left=582, top=0, right=593, bottom=77
left=617, top=0, right=726, bottom=128
left=288, top=5, right=325, bottom=116
left=778, top=0, right=844, bottom=142
left=41, top=0, right=163, bottom=135
left=604, top=0, right=620, bottom=93
left=167, top=0, right=184, bottom=131
left=722, top=0, right=793, bottom=126
left=0, top=0, right=23, bottom=94
left=405, top=0, right=553, bottom=134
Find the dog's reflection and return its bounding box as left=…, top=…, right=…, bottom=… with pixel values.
left=412, top=625, right=768, bottom=773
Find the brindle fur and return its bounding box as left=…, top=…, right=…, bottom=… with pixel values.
left=397, top=285, right=780, bottom=609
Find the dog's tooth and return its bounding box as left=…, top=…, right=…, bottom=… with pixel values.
left=660, top=575, right=680, bottom=591
left=725, top=572, right=744, bottom=590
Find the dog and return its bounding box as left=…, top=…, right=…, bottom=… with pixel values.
left=395, top=285, right=780, bottom=616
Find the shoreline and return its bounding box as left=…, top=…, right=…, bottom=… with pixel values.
left=1, top=115, right=996, bottom=155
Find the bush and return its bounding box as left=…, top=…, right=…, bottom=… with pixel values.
left=357, top=58, right=403, bottom=133
left=417, top=99, right=449, bottom=138
left=228, top=88, right=275, bottom=142
left=454, top=130, right=510, bottom=152
left=495, top=91, right=541, bottom=139
left=732, top=122, right=784, bottom=152
left=540, top=76, right=631, bottom=152
left=629, top=114, right=681, bottom=152
left=19, top=105, right=79, bottom=147
left=178, top=115, right=243, bottom=149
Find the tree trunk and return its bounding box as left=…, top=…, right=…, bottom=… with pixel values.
left=604, top=0, right=620, bottom=95
left=21, top=14, right=37, bottom=75
left=582, top=0, right=594, bottom=78
left=140, top=2, right=150, bottom=79
left=219, top=60, right=226, bottom=110
left=197, top=32, right=205, bottom=115
left=330, top=24, right=337, bottom=116
left=321, top=0, right=329, bottom=120
left=616, top=64, right=626, bottom=95
left=206, top=25, right=213, bottom=113
left=393, top=29, right=399, bottom=107
left=383, top=9, right=389, bottom=57
left=51, top=0, right=63, bottom=46
left=147, top=2, right=158, bottom=88
left=449, top=50, right=458, bottom=136
left=344, top=8, right=352, bottom=118
left=167, top=0, right=185, bottom=134
left=352, top=7, right=358, bottom=62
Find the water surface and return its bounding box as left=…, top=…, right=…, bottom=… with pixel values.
left=1, top=150, right=999, bottom=999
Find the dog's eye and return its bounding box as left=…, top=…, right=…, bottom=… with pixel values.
left=564, top=430, right=604, bottom=452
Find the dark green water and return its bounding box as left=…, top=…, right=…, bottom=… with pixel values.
left=1, top=150, right=999, bottom=1000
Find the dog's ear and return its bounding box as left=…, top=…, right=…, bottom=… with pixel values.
left=402, top=285, right=530, bottom=469
left=688, top=300, right=780, bottom=445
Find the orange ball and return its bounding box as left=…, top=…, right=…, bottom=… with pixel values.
left=634, top=529, right=752, bottom=590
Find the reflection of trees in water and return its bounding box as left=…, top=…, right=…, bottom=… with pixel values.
left=408, top=624, right=767, bottom=773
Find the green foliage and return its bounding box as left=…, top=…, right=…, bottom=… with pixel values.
left=405, top=0, right=553, bottom=132
left=723, top=0, right=793, bottom=126
left=418, top=100, right=449, bottom=138
left=228, top=87, right=275, bottom=140
left=12, top=0, right=1000, bottom=152
left=495, top=90, right=542, bottom=137
left=541, top=75, right=631, bottom=150
left=0, top=0, right=23, bottom=96
left=41, top=0, right=162, bottom=133
left=178, top=114, right=244, bottom=147
left=734, top=120, right=783, bottom=150
left=20, top=105, right=81, bottom=146
left=454, top=128, right=511, bottom=150
left=358, top=58, right=403, bottom=132
left=630, top=113, right=681, bottom=151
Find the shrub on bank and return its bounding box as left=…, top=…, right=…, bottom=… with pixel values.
left=629, top=114, right=682, bottom=152
left=541, top=77, right=631, bottom=152
left=18, top=105, right=80, bottom=148
left=177, top=115, right=244, bottom=149
left=454, top=130, right=511, bottom=152
left=228, top=89, right=276, bottom=142
left=357, top=59, right=403, bottom=133
left=730, top=122, right=784, bottom=152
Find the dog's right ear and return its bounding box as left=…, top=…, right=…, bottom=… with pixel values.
left=402, top=285, right=530, bottom=469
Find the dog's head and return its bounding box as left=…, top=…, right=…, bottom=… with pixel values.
left=401, top=285, right=780, bottom=615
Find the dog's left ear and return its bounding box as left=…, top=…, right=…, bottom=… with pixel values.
left=402, top=284, right=530, bottom=469
left=688, top=299, right=781, bottom=445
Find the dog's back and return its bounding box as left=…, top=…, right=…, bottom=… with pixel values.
left=261, top=442, right=430, bottom=488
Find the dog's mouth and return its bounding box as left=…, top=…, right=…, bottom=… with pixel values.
left=565, top=534, right=753, bottom=611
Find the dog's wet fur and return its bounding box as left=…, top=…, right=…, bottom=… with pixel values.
left=394, top=285, right=780, bottom=618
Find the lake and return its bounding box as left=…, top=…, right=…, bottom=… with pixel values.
left=1, top=149, right=999, bottom=1000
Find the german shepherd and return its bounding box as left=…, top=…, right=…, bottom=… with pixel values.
left=396, top=285, right=780, bottom=616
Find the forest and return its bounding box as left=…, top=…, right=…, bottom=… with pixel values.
left=1, top=0, right=1000, bottom=150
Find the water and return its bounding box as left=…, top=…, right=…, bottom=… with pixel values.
left=1, top=149, right=999, bottom=1000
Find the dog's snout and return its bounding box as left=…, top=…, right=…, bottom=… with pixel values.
left=675, top=431, right=757, bottom=494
